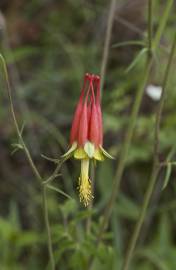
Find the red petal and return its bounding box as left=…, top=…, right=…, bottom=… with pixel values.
left=70, top=100, right=83, bottom=144
left=87, top=103, right=92, bottom=127
left=70, top=73, right=89, bottom=144
left=97, top=103, right=103, bottom=145
left=89, top=103, right=100, bottom=147
left=91, top=76, right=103, bottom=146
left=78, top=103, right=88, bottom=146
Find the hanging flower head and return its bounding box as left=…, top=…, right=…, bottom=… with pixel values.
left=62, top=73, right=113, bottom=206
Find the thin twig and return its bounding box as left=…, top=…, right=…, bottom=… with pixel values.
left=0, top=54, right=56, bottom=270
left=147, top=0, right=153, bottom=62
left=43, top=161, right=63, bottom=185
left=122, top=32, right=176, bottom=270
left=42, top=186, right=56, bottom=270
left=100, top=0, right=116, bottom=93
left=0, top=54, right=42, bottom=183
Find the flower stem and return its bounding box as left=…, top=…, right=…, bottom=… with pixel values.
left=0, top=54, right=42, bottom=183
left=0, top=54, right=55, bottom=270
left=122, top=32, right=176, bottom=270
left=100, top=0, right=116, bottom=94
left=99, top=58, right=153, bottom=238
left=147, top=0, right=153, bottom=62
left=42, top=185, right=55, bottom=270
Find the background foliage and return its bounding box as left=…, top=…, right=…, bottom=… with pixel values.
left=0, top=0, right=176, bottom=269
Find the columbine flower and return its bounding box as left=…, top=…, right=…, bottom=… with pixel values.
left=62, top=73, right=113, bottom=206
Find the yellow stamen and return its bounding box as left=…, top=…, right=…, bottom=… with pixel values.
left=78, top=159, right=92, bottom=207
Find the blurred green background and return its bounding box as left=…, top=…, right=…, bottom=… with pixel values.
left=0, top=0, right=176, bottom=269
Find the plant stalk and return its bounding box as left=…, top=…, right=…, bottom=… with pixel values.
left=99, top=60, right=152, bottom=237
left=100, top=0, right=116, bottom=94
left=147, top=0, right=153, bottom=62
left=42, top=185, right=55, bottom=270
left=122, top=32, right=176, bottom=270
left=0, top=54, right=55, bottom=270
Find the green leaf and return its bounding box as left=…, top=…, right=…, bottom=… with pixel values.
left=112, top=40, right=145, bottom=49
left=125, top=48, right=148, bottom=73
left=61, top=142, right=77, bottom=159
left=11, top=143, right=24, bottom=155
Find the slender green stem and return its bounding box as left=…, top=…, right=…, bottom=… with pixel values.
left=100, top=0, right=116, bottom=94
left=42, top=186, right=55, bottom=270
left=122, top=33, right=176, bottom=270
left=122, top=164, right=159, bottom=270
left=97, top=0, right=153, bottom=242
left=99, top=59, right=152, bottom=237
left=43, top=161, right=63, bottom=185
left=147, top=0, right=153, bottom=62
left=0, top=54, right=55, bottom=270
left=153, top=0, right=173, bottom=50
left=0, top=54, right=42, bottom=183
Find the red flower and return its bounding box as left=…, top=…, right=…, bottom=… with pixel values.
left=62, top=73, right=113, bottom=206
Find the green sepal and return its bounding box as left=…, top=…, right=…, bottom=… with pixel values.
left=61, top=142, right=77, bottom=159
left=100, top=146, right=114, bottom=159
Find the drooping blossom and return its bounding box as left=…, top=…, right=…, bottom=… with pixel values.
left=62, top=73, right=113, bottom=206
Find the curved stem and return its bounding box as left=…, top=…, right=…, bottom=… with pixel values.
left=100, top=0, right=116, bottom=94
left=0, top=54, right=55, bottom=270
left=0, top=54, right=42, bottom=183
left=122, top=32, right=176, bottom=270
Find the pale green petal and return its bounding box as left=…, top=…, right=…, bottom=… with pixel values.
left=74, top=148, right=88, bottom=159
left=100, top=146, right=114, bottom=159
left=61, top=142, right=77, bottom=159
left=84, top=141, right=95, bottom=158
